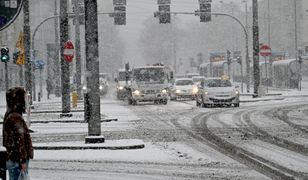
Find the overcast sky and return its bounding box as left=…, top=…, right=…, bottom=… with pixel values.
left=117, top=0, right=252, bottom=65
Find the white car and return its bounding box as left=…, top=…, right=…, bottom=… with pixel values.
left=196, top=77, right=240, bottom=107
left=170, top=78, right=198, bottom=100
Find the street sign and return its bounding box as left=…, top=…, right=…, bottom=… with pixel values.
left=63, top=40, right=74, bottom=62
left=260, top=44, right=271, bottom=57
left=0, top=0, right=24, bottom=31
left=35, top=59, right=45, bottom=70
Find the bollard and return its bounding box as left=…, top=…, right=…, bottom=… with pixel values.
left=72, top=91, right=78, bottom=108
left=84, top=92, right=90, bottom=123
left=0, top=146, right=6, bottom=180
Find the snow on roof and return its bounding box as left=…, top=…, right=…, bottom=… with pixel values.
left=272, top=59, right=297, bottom=66
left=211, top=61, right=226, bottom=67
left=200, top=62, right=210, bottom=68
left=133, top=66, right=164, bottom=69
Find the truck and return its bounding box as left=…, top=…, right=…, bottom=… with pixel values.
left=127, top=64, right=172, bottom=105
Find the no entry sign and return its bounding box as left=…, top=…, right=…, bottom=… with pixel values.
left=63, top=40, right=74, bottom=62
left=260, top=44, right=271, bottom=57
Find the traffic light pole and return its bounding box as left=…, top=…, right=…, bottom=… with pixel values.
left=23, top=0, right=32, bottom=104
left=4, top=62, right=8, bottom=91
left=172, top=11, right=250, bottom=93
left=252, top=0, right=260, bottom=97
left=84, top=0, right=103, bottom=143
left=60, top=0, right=71, bottom=115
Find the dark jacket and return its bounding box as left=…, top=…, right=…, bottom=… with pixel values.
left=2, top=87, right=33, bottom=164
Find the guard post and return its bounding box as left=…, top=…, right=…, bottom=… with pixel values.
left=0, top=146, right=6, bottom=180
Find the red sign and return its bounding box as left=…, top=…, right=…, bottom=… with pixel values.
left=260, top=44, right=271, bottom=57
left=63, top=40, right=74, bottom=62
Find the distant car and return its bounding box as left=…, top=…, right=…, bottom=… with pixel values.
left=196, top=77, right=240, bottom=107
left=192, top=76, right=206, bottom=86
left=184, top=73, right=200, bottom=79
left=170, top=78, right=198, bottom=100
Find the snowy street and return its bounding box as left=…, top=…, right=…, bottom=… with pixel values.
left=1, top=85, right=308, bottom=179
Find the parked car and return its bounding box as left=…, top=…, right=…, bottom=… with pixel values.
left=196, top=77, right=240, bottom=107
left=170, top=78, right=198, bottom=100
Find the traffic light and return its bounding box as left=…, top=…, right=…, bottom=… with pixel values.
left=113, top=0, right=126, bottom=25
left=227, top=50, right=231, bottom=65
left=0, top=47, right=9, bottom=62
left=199, top=0, right=211, bottom=23
left=155, top=0, right=171, bottom=24
left=158, top=4, right=170, bottom=24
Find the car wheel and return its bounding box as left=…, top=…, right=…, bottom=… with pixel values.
left=163, top=99, right=168, bottom=105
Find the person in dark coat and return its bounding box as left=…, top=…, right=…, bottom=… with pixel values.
left=2, top=87, right=33, bottom=180
left=46, top=78, right=52, bottom=99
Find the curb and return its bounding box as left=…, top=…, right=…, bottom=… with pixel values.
left=33, top=144, right=145, bottom=150
left=32, top=109, right=84, bottom=114
left=33, top=140, right=145, bottom=150
left=0, top=118, right=118, bottom=125
left=240, top=98, right=285, bottom=103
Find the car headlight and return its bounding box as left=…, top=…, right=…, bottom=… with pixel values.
left=235, top=90, right=240, bottom=95
left=204, top=91, right=208, bottom=95
left=82, top=86, right=87, bottom=91
left=133, top=90, right=140, bottom=95
left=118, top=86, right=124, bottom=90
left=162, top=89, right=167, bottom=94
left=192, top=87, right=198, bottom=94
left=176, top=89, right=181, bottom=94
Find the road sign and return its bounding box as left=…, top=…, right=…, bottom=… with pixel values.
left=0, top=0, right=24, bottom=31
left=260, top=44, right=271, bottom=57
left=35, top=59, right=45, bottom=70
left=63, top=40, right=74, bottom=62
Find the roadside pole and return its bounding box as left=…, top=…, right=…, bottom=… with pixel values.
left=73, top=0, right=82, bottom=99
left=24, top=0, right=32, bottom=104
left=60, top=0, right=71, bottom=115
left=84, top=0, right=103, bottom=143
left=252, top=0, right=260, bottom=98
left=4, top=61, right=8, bottom=91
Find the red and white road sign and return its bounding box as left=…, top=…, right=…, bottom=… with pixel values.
left=63, top=40, right=74, bottom=62
left=260, top=44, right=271, bottom=57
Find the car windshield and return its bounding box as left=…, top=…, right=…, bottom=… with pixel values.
left=175, top=80, right=194, bottom=86
left=204, top=79, right=232, bottom=87
left=133, top=68, right=165, bottom=83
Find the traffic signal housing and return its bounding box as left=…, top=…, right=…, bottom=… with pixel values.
left=158, top=4, right=170, bottom=24
left=0, top=47, right=9, bottom=62
left=155, top=0, right=171, bottom=24
left=199, top=0, right=212, bottom=23
left=113, top=0, right=126, bottom=25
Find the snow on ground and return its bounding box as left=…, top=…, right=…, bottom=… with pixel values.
left=0, top=79, right=308, bottom=179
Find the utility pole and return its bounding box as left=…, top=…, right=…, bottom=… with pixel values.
left=23, top=0, right=32, bottom=104
left=252, top=0, right=260, bottom=97
left=268, top=0, right=273, bottom=87
left=294, top=0, right=300, bottom=91
left=73, top=0, right=82, bottom=99
left=84, top=0, right=103, bottom=143
left=60, top=0, right=71, bottom=115
left=54, top=0, right=61, bottom=97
